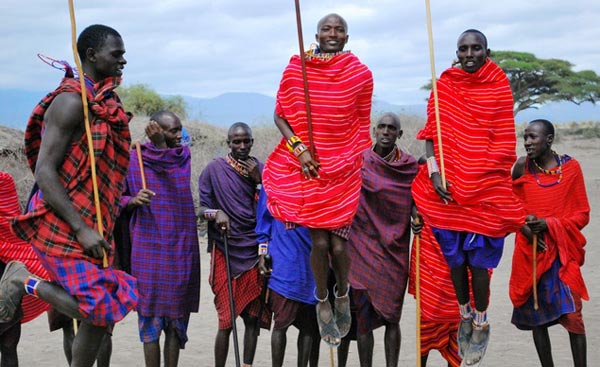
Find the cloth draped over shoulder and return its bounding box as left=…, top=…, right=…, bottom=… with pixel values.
left=121, top=143, right=200, bottom=318
left=255, top=188, right=315, bottom=305
left=263, top=52, right=374, bottom=229
left=11, top=71, right=132, bottom=265
left=412, top=60, right=524, bottom=237
left=0, top=172, right=50, bottom=323
left=199, top=157, right=262, bottom=277
left=510, top=157, right=590, bottom=307
left=346, top=148, right=417, bottom=322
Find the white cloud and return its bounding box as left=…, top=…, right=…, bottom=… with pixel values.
left=1, top=0, right=599, bottom=105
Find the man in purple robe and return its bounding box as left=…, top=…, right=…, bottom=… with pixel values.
left=339, top=113, right=418, bottom=367
left=121, top=111, right=200, bottom=367
left=198, top=122, right=269, bottom=367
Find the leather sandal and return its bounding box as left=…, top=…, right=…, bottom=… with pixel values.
left=333, top=283, right=351, bottom=339
left=314, top=288, right=340, bottom=347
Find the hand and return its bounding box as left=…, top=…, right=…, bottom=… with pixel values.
left=75, top=225, right=112, bottom=260
left=411, top=213, right=424, bottom=235
left=215, top=210, right=230, bottom=234
left=258, top=254, right=272, bottom=276
left=430, top=172, right=453, bottom=204
left=238, top=158, right=261, bottom=184
left=128, top=189, right=155, bottom=208
left=298, top=151, right=320, bottom=179
left=520, top=220, right=547, bottom=252
left=525, top=215, right=548, bottom=234
left=145, top=120, right=167, bottom=149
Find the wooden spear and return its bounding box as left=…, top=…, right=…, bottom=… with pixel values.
left=532, top=234, right=539, bottom=310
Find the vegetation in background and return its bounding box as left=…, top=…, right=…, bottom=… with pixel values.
left=118, top=84, right=188, bottom=119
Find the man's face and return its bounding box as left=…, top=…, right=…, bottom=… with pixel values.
left=228, top=127, right=253, bottom=161
left=315, top=16, right=348, bottom=53
left=158, top=115, right=183, bottom=148
left=456, top=32, right=489, bottom=73
left=374, top=115, right=402, bottom=150
left=523, top=122, right=552, bottom=160
left=90, top=34, right=127, bottom=80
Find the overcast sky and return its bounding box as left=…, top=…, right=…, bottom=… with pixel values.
left=1, top=0, right=599, bottom=105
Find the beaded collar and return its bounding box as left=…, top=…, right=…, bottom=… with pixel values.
left=374, top=145, right=401, bottom=162
left=226, top=154, right=249, bottom=178
left=305, top=43, right=351, bottom=61
left=528, top=150, right=563, bottom=187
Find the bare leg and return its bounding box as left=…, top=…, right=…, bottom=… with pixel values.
left=297, top=327, right=316, bottom=367
left=470, top=267, right=490, bottom=312
left=569, top=332, right=586, bottom=367
left=337, top=337, right=351, bottom=367
left=384, top=323, right=400, bottom=367
left=532, top=326, right=553, bottom=367
left=0, top=322, right=21, bottom=367
left=356, top=331, right=374, bottom=367
left=330, top=235, right=349, bottom=296
left=271, top=327, right=287, bottom=367
left=449, top=264, right=470, bottom=305
left=164, top=326, right=181, bottom=367
left=214, top=328, right=231, bottom=367
left=62, top=323, right=75, bottom=365
left=308, top=327, right=320, bottom=367
left=242, top=314, right=259, bottom=365
left=143, top=340, right=160, bottom=367
left=70, top=321, right=108, bottom=367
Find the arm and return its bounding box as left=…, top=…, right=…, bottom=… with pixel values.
left=198, top=167, right=230, bottom=233
left=274, top=110, right=320, bottom=178
left=35, top=92, right=109, bottom=259
left=426, top=139, right=452, bottom=203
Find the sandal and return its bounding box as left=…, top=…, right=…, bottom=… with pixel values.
left=461, top=323, right=490, bottom=367
left=457, top=317, right=473, bottom=358
left=314, top=289, right=340, bottom=347
left=333, top=283, right=351, bottom=338
left=0, top=261, right=29, bottom=322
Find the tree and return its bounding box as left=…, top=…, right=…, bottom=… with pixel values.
left=117, top=84, right=188, bottom=119
left=421, top=51, right=600, bottom=115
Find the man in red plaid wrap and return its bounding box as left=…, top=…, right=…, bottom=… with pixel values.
left=1, top=24, right=137, bottom=367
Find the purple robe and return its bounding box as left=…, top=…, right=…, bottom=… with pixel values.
left=122, top=143, right=200, bottom=318
left=347, top=148, right=418, bottom=323
left=198, top=157, right=262, bottom=277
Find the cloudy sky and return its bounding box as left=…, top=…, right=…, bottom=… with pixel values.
left=1, top=0, right=599, bottom=105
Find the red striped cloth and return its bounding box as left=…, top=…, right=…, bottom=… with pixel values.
left=420, top=320, right=461, bottom=366
left=0, top=172, right=50, bottom=323
left=510, top=158, right=590, bottom=307
left=412, top=60, right=524, bottom=237
left=263, top=52, right=373, bottom=229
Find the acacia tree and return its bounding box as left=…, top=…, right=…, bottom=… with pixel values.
left=117, top=84, right=188, bottom=119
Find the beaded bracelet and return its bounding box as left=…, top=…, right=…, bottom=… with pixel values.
left=286, top=135, right=303, bottom=153
left=258, top=242, right=269, bottom=256
left=293, top=143, right=309, bottom=158
left=204, top=209, right=220, bottom=221
left=426, top=156, right=439, bottom=177
left=24, top=276, right=41, bottom=297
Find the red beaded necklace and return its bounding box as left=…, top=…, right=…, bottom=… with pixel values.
left=530, top=150, right=562, bottom=187
left=226, top=154, right=249, bottom=178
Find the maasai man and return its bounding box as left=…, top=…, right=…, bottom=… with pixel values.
left=121, top=111, right=200, bottom=367
left=198, top=122, right=269, bottom=367
left=510, top=119, right=589, bottom=367
left=255, top=188, right=320, bottom=367
left=0, top=171, right=50, bottom=366
left=411, top=29, right=524, bottom=366
left=4, top=25, right=137, bottom=367
left=338, top=112, right=417, bottom=367
left=263, top=13, right=373, bottom=347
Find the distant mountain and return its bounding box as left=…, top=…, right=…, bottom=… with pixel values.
left=1, top=89, right=598, bottom=131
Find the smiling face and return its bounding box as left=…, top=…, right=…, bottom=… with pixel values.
left=523, top=121, right=553, bottom=160
left=88, top=34, right=127, bottom=80
left=456, top=31, right=489, bottom=73
left=315, top=14, right=349, bottom=53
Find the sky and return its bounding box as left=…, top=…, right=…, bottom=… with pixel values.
left=1, top=0, right=599, bottom=105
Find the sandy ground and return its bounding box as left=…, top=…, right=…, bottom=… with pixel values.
left=15, top=137, right=600, bottom=366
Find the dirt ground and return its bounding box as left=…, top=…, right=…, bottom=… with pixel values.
left=15, top=137, right=599, bottom=366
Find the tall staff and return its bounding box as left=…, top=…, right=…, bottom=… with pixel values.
left=68, top=0, right=108, bottom=268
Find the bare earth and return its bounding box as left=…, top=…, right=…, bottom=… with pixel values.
left=16, top=138, right=599, bottom=366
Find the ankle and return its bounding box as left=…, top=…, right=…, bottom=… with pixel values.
left=472, top=310, right=488, bottom=329
left=459, top=302, right=472, bottom=320
left=314, top=288, right=329, bottom=303
left=334, top=283, right=349, bottom=298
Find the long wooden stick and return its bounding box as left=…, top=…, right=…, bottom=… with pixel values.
left=415, top=218, right=422, bottom=367
left=68, top=0, right=108, bottom=268
left=132, top=141, right=147, bottom=190
left=532, top=234, right=539, bottom=310
left=293, top=0, right=316, bottom=159
left=424, top=0, right=446, bottom=188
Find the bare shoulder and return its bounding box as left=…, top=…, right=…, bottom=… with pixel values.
left=45, top=92, right=84, bottom=131
left=512, top=156, right=527, bottom=180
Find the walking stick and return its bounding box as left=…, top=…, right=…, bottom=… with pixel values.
left=414, top=217, right=422, bottom=367
left=68, top=0, right=108, bottom=268
left=532, top=234, right=539, bottom=310
left=223, top=232, right=241, bottom=367
left=132, top=141, right=147, bottom=190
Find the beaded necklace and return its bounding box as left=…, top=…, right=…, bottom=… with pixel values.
left=305, top=43, right=351, bottom=61
left=226, top=154, right=249, bottom=178
left=374, top=145, right=401, bottom=162
left=529, top=150, right=562, bottom=187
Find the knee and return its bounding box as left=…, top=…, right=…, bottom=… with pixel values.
left=331, top=242, right=346, bottom=258
left=311, top=237, right=329, bottom=253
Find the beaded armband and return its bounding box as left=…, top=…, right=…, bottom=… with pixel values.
left=24, top=276, right=41, bottom=297
left=426, top=156, right=439, bottom=177
left=293, top=143, right=309, bottom=158
left=286, top=135, right=303, bottom=153
left=204, top=209, right=220, bottom=221
left=258, top=242, right=269, bottom=256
